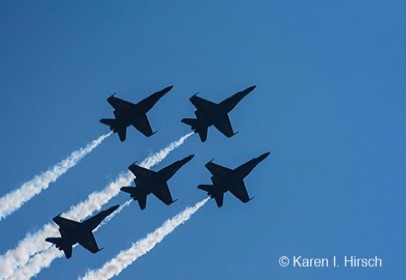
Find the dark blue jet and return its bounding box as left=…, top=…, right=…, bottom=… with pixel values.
left=181, top=85, right=255, bottom=142
left=100, top=86, right=173, bottom=141
left=45, top=205, right=119, bottom=259
left=198, top=152, right=270, bottom=207
left=121, top=155, right=194, bottom=210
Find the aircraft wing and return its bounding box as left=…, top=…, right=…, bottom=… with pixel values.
left=131, top=113, right=154, bottom=137
left=190, top=95, right=217, bottom=112
left=128, top=163, right=155, bottom=179
left=205, top=161, right=232, bottom=178
left=212, top=114, right=235, bottom=138
left=152, top=182, right=175, bottom=205
left=78, top=232, right=101, bottom=254
left=108, top=95, right=137, bottom=112
left=229, top=180, right=250, bottom=203
left=53, top=216, right=81, bottom=232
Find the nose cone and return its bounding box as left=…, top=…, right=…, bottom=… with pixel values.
left=105, top=205, right=120, bottom=215
left=244, top=85, right=256, bottom=95
left=258, top=151, right=271, bottom=161
left=161, top=85, right=174, bottom=95
left=183, top=154, right=195, bottom=163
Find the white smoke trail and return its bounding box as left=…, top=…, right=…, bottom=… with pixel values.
left=81, top=198, right=209, bottom=280
left=98, top=200, right=132, bottom=229
left=0, top=133, right=112, bottom=221
left=9, top=200, right=133, bottom=280
left=0, top=133, right=193, bottom=279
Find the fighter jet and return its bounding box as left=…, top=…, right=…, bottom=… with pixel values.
left=181, top=85, right=255, bottom=142
left=197, top=152, right=270, bottom=207
left=121, top=155, right=194, bottom=210
left=45, top=205, right=119, bottom=259
left=100, top=86, right=173, bottom=142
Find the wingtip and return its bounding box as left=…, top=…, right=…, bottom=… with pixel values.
left=53, top=213, right=62, bottom=220
left=148, top=131, right=158, bottom=137
left=128, top=161, right=138, bottom=169
left=244, top=197, right=254, bottom=203
left=205, top=159, right=215, bottom=165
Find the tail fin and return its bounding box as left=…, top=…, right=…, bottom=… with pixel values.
left=181, top=118, right=198, bottom=127
left=181, top=118, right=208, bottom=142
left=45, top=237, right=62, bottom=247
left=100, top=118, right=117, bottom=127
left=197, top=184, right=213, bottom=193
left=198, top=185, right=224, bottom=207
left=45, top=237, right=72, bottom=259
left=100, top=118, right=127, bottom=141
left=120, top=186, right=136, bottom=195
left=120, top=187, right=147, bottom=210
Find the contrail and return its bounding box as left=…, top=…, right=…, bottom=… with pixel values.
left=9, top=200, right=133, bottom=280
left=98, top=200, right=132, bottom=229
left=81, top=197, right=209, bottom=280
left=0, top=133, right=112, bottom=221
left=0, top=133, right=193, bottom=279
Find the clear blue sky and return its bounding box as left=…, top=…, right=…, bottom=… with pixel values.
left=1, top=1, right=405, bottom=279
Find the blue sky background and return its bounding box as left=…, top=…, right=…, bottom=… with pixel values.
left=1, top=1, right=405, bottom=279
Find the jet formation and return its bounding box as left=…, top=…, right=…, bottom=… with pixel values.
left=47, top=85, right=270, bottom=258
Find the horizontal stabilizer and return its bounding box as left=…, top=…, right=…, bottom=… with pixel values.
left=138, top=195, right=147, bottom=210
left=182, top=117, right=208, bottom=142
left=99, top=118, right=117, bottom=127
left=46, top=237, right=72, bottom=258
left=198, top=128, right=208, bottom=142
left=100, top=118, right=127, bottom=141
left=181, top=118, right=198, bottom=127
left=45, top=237, right=62, bottom=246
left=214, top=194, right=224, bottom=208
left=121, top=186, right=147, bottom=209
left=120, top=187, right=135, bottom=195
left=197, top=184, right=213, bottom=193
